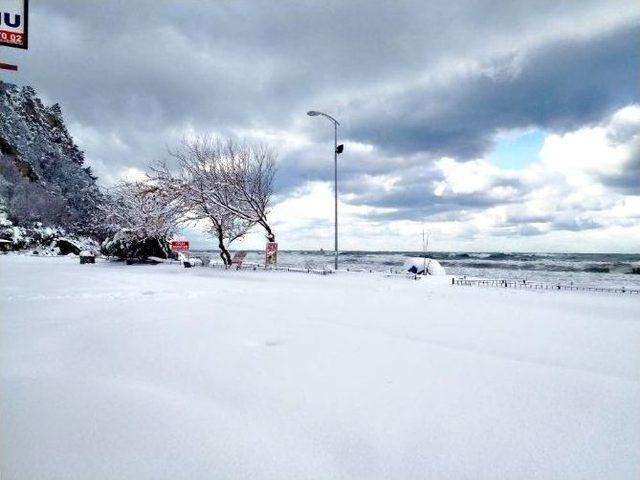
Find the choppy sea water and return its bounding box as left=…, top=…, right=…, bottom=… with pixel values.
left=192, top=250, right=640, bottom=290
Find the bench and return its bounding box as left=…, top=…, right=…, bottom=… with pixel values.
left=230, top=251, right=247, bottom=269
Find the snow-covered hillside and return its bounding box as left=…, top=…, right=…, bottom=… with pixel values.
left=1, top=256, right=639, bottom=479
left=0, top=81, right=101, bottom=236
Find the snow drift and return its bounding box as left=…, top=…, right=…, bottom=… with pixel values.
left=2, top=256, right=639, bottom=480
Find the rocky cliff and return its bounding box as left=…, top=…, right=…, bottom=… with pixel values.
left=0, top=82, right=102, bottom=230
left=0, top=81, right=102, bottom=249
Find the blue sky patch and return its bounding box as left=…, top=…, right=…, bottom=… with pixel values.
left=488, top=129, right=546, bottom=170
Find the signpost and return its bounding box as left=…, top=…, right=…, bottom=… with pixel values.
left=0, top=0, right=28, bottom=48
left=170, top=239, right=190, bottom=267
left=170, top=240, right=190, bottom=253
left=0, top=0, right=28, bottom=72
left=265, top=241, right=278, bottom=268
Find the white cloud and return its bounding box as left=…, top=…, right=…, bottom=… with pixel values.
left=166, top=104, right=640, bottom=253
left=7, top=1, right=638, bottom=252
left=276, top=104, right=640, bottom=252
left=435, top=157, right=517, bottom=195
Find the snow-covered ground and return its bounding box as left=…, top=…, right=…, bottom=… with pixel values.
left=1, top=255, right=639, bottom=480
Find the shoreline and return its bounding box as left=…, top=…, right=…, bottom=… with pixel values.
left=4, top=250, right=640, bottom=293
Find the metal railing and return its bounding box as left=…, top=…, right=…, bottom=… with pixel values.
left=452, top=277, right=639, bottom=295
left=203, top=260, right=332, bottom=275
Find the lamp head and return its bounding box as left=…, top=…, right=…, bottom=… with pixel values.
left=307, top=110, right=320, bottom=116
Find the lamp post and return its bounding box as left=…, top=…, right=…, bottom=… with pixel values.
left=307, top=110, right=342, bottom=271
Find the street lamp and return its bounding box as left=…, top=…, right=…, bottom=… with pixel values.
left=307, top=110, right=343, bottom=271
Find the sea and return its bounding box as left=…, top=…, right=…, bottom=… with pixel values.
left=192, top=250, right=640, bottom=290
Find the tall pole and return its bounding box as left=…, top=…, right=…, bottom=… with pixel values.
left=307, top=110, right=341, bottom=271
left=334, top=121, right=339, bottom=271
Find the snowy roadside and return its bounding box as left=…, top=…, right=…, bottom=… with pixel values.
left=1, top=255, right=639, bottom=480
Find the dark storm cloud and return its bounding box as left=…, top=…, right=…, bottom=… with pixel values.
left=364, top=191, right=510, bottom=222
left=601, top=151, right=640, bottom=194
left=1, top=0, right=638, bottom=203
left=502, top=217, right=604, bottom=236
left=513, top=225, right=545, bottom=237
left=551, top=217, right=603, bottom=232
left=257, top=16, right=632, bottom=206
left=348, top=24, right=640, bottom=159
left=605, top=167, right=640, bottom=195
left=504, top=213, right=555, bottom=225
left=338, top=162, right=525, bottom=222
left=601, top=113, right=640, bottom=195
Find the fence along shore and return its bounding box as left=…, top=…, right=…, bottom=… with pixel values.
left=452, top=277, right=639, bottom=295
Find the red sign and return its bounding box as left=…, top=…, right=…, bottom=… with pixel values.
left=266, top=242, right=278, bottom=256
left=265, top=242, right=278, bottom=266
left=0, top=0, right=29, bottom=49
left=170, top=240, right=189, bottom=252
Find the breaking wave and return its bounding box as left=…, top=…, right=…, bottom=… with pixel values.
left=437, top=260, right=640, bottom=275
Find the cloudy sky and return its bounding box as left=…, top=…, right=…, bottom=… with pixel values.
left=3, top=0, right=639, bottom=252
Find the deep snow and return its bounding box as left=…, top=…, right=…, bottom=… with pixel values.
left=1, top=255, right=639, bottom=479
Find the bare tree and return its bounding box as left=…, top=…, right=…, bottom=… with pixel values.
left=150, top=136, right=277, bottom=265
left=151, top=137, right=258, bottom=265
left=222, top=140, right=277, bottom=242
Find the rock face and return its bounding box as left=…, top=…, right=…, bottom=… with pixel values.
left=0, top=216, right=98, bottom=254
left=0, top=81, right=102, bottom=235
left=54, top=238, right=81, bottom=255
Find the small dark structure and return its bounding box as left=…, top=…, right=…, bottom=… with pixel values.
left=79, top=251, right=95, bottom=264
left=0, top=239, right=11, bottom=252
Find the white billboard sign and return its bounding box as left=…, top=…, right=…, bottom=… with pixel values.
left=0, top=0, right=28, bottom=49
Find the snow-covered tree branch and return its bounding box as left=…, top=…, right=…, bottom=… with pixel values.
left=99, top=180, right=183, bottom=259
left=222, top=139, right=277, bottom=242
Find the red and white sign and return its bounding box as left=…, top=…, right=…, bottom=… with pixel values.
left=170, top=240, right=190, bottom=252
left=0, top=0, right=28, bottom=49
left=266, top=242, right=278, bottom=256
left=265, top=241, right=278, bottom=266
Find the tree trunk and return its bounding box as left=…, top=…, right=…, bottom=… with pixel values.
left=157, top=238, right=169, bottom=259
left=262, top=222, right=275, bottom=242
left=216, top=225, right=232, bottom=266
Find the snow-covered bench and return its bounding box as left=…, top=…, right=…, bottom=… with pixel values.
left=79, top=250, right=95, bottom=264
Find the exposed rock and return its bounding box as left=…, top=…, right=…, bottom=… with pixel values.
left=55, top=238, right=81, bottom=255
